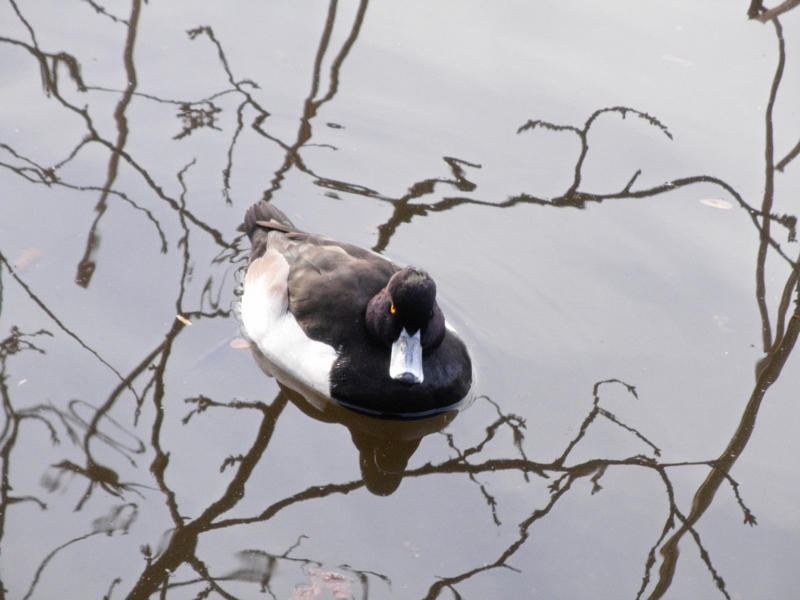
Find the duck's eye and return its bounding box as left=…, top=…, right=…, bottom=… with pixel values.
left=390, top=304, right=396, bottom=315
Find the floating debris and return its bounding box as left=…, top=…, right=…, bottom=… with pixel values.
left=11, top=247, right=42, bottom=269
left=176, top=315, right=193, bottom=326
left=713, top=315, right=731, bottom=332
left=290, top=568, right=353, bottom=600
left=230, top=338, right=251, bottom=349
left=700, top=199, right=733, bottom=209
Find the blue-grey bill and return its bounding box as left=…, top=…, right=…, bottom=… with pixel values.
left=389, top=328, right=424, bottom=384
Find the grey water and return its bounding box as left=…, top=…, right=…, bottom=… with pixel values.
left=1, top=1, right=799, bottom=598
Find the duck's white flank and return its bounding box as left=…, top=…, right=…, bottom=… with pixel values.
left=241, top=249, right=338, bottom=396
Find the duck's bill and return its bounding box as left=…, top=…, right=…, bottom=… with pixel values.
left=389, top=328, right=424, bottom=385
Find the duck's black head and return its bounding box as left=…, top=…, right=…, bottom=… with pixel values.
left=366, top=267, right=446, bottom=345
left=388, top=267, right=437, bottom=334
left=365, top=267, right=447, bottom=384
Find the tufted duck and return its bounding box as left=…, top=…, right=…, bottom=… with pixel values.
left=240, top=201, right=472, bottom=418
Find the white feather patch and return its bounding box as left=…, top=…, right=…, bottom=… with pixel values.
left=240, top=249, right=337, bottom=397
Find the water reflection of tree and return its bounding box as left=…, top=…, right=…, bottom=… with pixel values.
left=0, top=1, right=798, bottom=599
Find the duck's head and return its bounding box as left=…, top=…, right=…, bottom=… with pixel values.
left=365, top=267, right=446, bottom=386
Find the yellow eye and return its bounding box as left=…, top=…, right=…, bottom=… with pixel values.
left=390, top=304, right=396, bottom=314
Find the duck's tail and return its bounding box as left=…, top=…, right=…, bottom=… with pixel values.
left=243, top=202, right=299, bottom=265
left=243, top=201, right=297, bottom=241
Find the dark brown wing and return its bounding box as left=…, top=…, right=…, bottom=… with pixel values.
left=270, top=231, right=398, bottom=349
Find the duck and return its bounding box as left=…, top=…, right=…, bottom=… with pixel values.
left=240, top=201, right=472, bottom=418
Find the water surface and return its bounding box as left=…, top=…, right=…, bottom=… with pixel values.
left=1, top=1, right=799, bottom=598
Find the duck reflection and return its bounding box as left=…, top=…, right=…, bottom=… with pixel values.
left=249, top=345, right=461, bottom=495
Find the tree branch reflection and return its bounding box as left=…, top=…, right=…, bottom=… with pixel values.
left=0, top=1, right=798, bottom=599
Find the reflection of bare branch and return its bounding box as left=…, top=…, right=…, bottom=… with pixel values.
left=173, top=101, right=222, bottom=140
left=1, top=3, right=797, bottom=599
left=187, top=555, right=239, bottom=600
left=21, top=504, right=136, bottom=600
left=554, top=379, right=657, bottom=468
left=599, top=407, right=661, bottom=457
left=374, top=157, right=481, bottom=250
left=220, top=543, right=391, bottom=600
left=103, top=578, right=123, bottom=600
left=718, top=471, right=758, bottom=526
left=1, top=13, right=236, bottom=285
left=0, top=142, right=169, bottom=250
left=75, top=0, right=143, bottom=288
left=519, top=106, right=672, bottom=199
left=421, top=475, right=574, bottom=600
left=441, top=397, right=531, bottom=525
left=107, top=140, right=233, bottom=248
left=300, top=88, right=800, bottom=269
left=649, top=298, right=800, bottom=598
left=185, top=400, right=591, bottom=598
left=31, top=398, right=150, bottom=508
left=8, top=0, right=38, bottom=46
left=0, top=327, right=54, bottom=599
left=184, top=25, right=281, bottom=205
left=225, top=550, right=280, bottom=597
left=751, top=18, right=800, bottom=360
left=67, top=400, right=146, bottom=460
left=124, top=368, right=753, bottom=600
left=248, top=0, right=371, bottom=204
left=21, top=531, right=100, bottom=600
left=756, top=19, right=787, bottom=350
left=210, top=476, right=364, bottom=532
left=79, top=0, right=130, bottom=25
left=685, top=524, right=731, bottom=599
left=444, top=432, right=502, bottom=525
left=752, top=0, right=800, bottom=21
left=0, top=35, right=86, bottom=96
left=319, top=1, right=370, bottom=104
left=126, top=393, right=290, bottom=599
left=51, top=460, right=144, bottom=511
left=770, top=260, right=799, bottom=354
left=0, top=252, right=135, bottom=395
left=68, top=155, right=233, bottom=483
left=776, top=136, right=800, bottom=171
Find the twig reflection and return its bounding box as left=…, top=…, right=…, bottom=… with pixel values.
left=0, top=1, right=797, bottom=599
